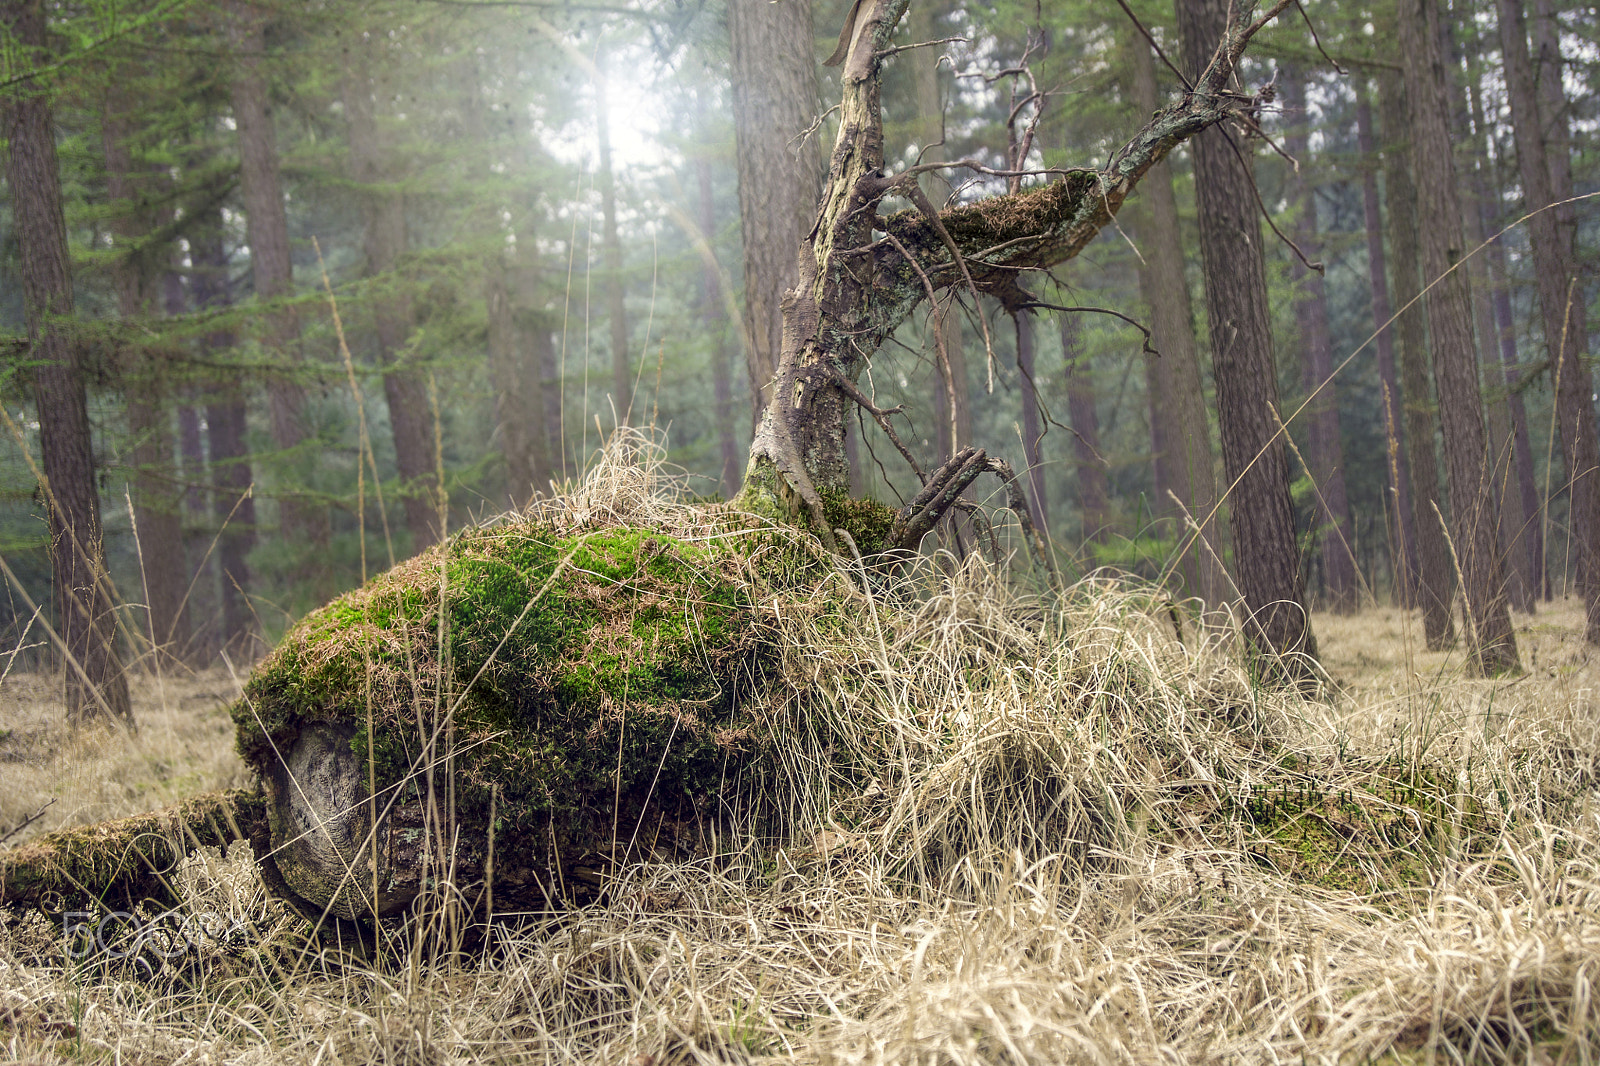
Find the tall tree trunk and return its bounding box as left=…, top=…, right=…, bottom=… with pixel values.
left=1379, top=70, right=1456, bottom=648
left=1177, top=0, right=1316, bottom=669
left=728, top=0, right=821, bottom=424
left=1498, top=0, right=1600, bottom=642
left=191, top=205, right=259, bottom=657
left=102, top=96, right=191, bottom=666
left=1483, top=184, right=1546, bottom=601
left=594, top=54, right=631, bottom=426
left=1125, top=31, right=1224, bottom=605
left=344, top=50, right=441, bottom=551
left=1354, top=83, right=1419, bottom=608
left=487, top=264, right=537, bottom=509
left=1467, top=76, right=1544, bottom=610
left=3, top=0, right=133, bottom=726
left=226, top=1, right=329, bottom=579
left=1398, top=0, right=1519, bottom=673
left=1014, top=306, right=1048, bottom=537
left=1282, top=68, right=1358, bottom=613
left=693, top=108, right=742, bottom=497
left=1061, top=312, right=1109, bottom=544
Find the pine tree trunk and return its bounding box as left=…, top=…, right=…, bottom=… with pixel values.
left=344, top=50, right=441, bottom=551
left=1484, top=199, right=1546, bottom=600
left=1014, top=305, right=1048, bottom=536
left=1060, top=312, right=1109, bottom=544
left=1282, top=68, right=1358, bottom=613
left=1398, top=0, right=1519, bottom=673
left=594, top=54, right=632, bottom=426
left=694, top=142, right=743, bottom=497
left=1126, top=33, right=1224, bottom=605
left=102, top=98, right=191, bottom=665
left=728, top=0, right=821, bottom=424
left=1497, top=0, right=1600, bottom=643
left=3, top=0, right=133, bottom=726
left=1378, top=70, right=1456, bottom=649
left=487, top=264, right=536, bottom=509
left=226, top=1, right=329, bottom=579
left=191, top=206, right=259, bottom=657
left=1466, top=77, right=1544, bottom=611
left=1177, top=0, right=1316, bottom=669
left=1354, top=84, right=1419, bottom=608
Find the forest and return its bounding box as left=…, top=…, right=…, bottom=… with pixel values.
left=1, top=0, right=1600, bottom=1061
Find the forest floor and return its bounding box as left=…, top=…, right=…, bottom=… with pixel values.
left=0, top=588, right=1596, bottom=1064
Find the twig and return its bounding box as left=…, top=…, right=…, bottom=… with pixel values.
left=0, top=799, right=55, bottom=849
left=1018, top=300, right=1160, bottom=358
left=877, top=35, right=967, bottom=59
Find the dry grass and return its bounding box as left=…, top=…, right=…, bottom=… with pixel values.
left=0, top=666, right=250, bottom=844
left=0, top=447, right=1596, bottom=1065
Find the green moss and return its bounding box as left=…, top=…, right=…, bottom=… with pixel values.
left=1219, top=758, right=1500, bottom=894
left=820, top=491, right=897, bottom=558
left=232, top=520, right=771, bottom=840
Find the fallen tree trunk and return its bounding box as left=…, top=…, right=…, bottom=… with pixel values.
left=0, top=790, right=269, bottom=911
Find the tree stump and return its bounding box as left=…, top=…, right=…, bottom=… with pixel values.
left=231, top=518, right=788, bottom=920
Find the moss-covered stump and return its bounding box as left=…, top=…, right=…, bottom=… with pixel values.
left=0, top=790, right=270, bottom=910
left=232, top=519, right=786, bottom=920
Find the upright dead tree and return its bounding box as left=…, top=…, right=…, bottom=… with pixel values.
left=734, top=0, right=1297, bottom=597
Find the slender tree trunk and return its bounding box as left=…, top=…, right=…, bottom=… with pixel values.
left=343, top=51, right=441, bottom=551
left=1014, top=306, right=1048, bottom=536
left=1177, top=0, right=1316, bottom=669
left=693, top=112, right=742, bottom=497
left=1379, top=70, right=1456, bottom=648
left=1467, top=77, right=1545, bottom=610
left=487, top=265, right=536, bottom=509
left=728, top=0, right=821, bottom=424
left=593, top=54, right=632, bottom=426
left=1484, top=191, right=1546, bottom=600
left=226, top=1, right=329, bottom=577
left=1398, top=0, right=1519, bottom=673
left=1283, top=68, right=1358, bottom=613
left=1126, top=32, right=1224, bottom=605
left=1061, top=312, right=1109, bottom=543
left=102, top=97, right=191, bottom=665
left=3, top=0, right=133, bottom=725
left=1354, top=83, right=1419, bottom=608
left=1498, top=0, right=1600, bottom=642
left=191, top=205, right=258, bottom=657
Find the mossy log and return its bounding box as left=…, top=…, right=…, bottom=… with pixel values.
left=0, top=790, right=269, bottom=911
left=229, top=515, right=850, bottom=921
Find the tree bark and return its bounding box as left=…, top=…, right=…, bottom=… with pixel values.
left=1014, top=305, right=1048, bottom=536
left=1498, top=0, right=1600, bottom=642
left=1282, top=68, right=1358, bottom=613
left=344, top=47, right=440, bottom=551
left=595, top=53, right=632, bottom=426
left=1354, top=83, right=1418, bottom=608
left=3, top=0, right=133, bottom=726
left=1176, top=0, right=1315, bottom=669
left=1125, top=31, right=1224, bottom=605
left=1398, top=0, right=1519, bottom=674
left=102, top=94, right=192, bottom=665
left=1378, top=70, right=1456, bottom=649
left=227, top=1, right=329, bottom=584
left=191, top=205, right=259, bottom=657
left=1061, top=311, right=1109, bottom=544
left=728, top=0, right=822, bottom=424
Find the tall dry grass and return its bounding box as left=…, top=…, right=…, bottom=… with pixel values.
left=0, top=443, right=1596, bottom=1065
